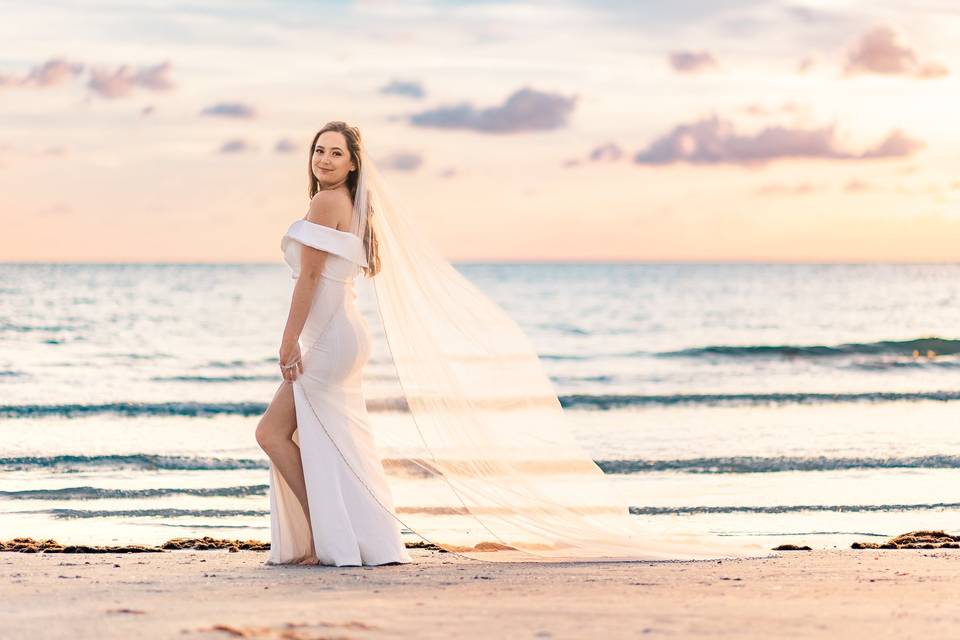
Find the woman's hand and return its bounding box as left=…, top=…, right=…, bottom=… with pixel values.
left=279, top=341, right=304, bottom=382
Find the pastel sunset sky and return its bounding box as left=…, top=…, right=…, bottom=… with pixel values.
left=1, top=0, right=958, bottom=262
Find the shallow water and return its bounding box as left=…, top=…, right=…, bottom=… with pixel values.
left=2, top=262, right=959, bottom=551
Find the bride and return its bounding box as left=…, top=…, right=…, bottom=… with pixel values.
left=255, top=121, right=410, bottom=566
left=256, top=121, right=773, bottom=566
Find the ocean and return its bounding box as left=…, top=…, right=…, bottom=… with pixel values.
left=2, top=262, right=959, bottom=552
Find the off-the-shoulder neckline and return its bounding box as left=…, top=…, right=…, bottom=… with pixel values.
left=294, top=217, right=358, bottom=239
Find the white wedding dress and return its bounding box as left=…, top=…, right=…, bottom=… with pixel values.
left=265, top=217, right=412, bottom=566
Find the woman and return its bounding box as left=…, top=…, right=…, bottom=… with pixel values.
left=257, top=121, right=772, bottom=566
left=255, top=121, right=411, bottom=566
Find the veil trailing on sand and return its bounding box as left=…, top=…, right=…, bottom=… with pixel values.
left=343, top=146, right=769, bottom=562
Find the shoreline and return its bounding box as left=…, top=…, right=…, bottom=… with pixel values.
left=4, top=530, right=959, bottom=555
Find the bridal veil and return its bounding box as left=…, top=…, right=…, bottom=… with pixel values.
left=336, top=143, right=770, bottom=562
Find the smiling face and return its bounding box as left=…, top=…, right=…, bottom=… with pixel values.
left=312, top=130, right=356, bottom=189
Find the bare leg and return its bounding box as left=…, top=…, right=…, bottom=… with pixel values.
left=255, top=381, right=318, bottom=564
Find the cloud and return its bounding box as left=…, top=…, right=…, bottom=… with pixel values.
left=844, top=179, right=873, bottom=193
left=409, top=87, right=576, bottom=133
left=860, top=129, right=925, bottom=158
left=378, top=151, right=422, bottom=172
left=797, top=57, right=815, bottom=74
left=33, top=202, right=74, bottom=217
left=633, top=116, right=924, bottom=165
left=917, top=62, right=950, bottom=78
left=0, top=57, right=83, bottom=88
left=380, top=79, right=425, bottom=99
left=784, top=5, right=834, bottom=24
left=274, top=138, right=298, bottom=154
left=845, top=26, right=949, bottom=78
left=201, top=102, right=257, bottom=118
left=88, top=61, right=175, bottom=98
left=668, top=50, right=718, bottom=74
left=589, top=143, right=623, bottom=161
left=218, top=139, right=255, bottom=154
left=741, top=102, right=804, bottom=117
left=755, top=182, right=820, bottom=196
left=135, top=62, right=175, bottom=91
left=0, top=58, right=174, bottom=97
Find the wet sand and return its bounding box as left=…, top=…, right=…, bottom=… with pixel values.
left=3, top=546, right=959, bottom=639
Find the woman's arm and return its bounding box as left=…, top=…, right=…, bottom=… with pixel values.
left=278, top=256, right=324, bottom=381
left=278, top=190, right=352, bottom=381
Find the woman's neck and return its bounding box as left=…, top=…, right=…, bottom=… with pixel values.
left=317, top=178, right=348, bottom=192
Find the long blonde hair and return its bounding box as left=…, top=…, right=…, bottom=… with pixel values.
left=306, top=121, right=380, bottom=277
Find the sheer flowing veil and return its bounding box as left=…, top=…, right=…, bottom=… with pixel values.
left=344, top=145, right=772, bottom=562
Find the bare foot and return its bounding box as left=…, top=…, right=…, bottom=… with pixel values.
left=296, top=554, right=320, bottom=565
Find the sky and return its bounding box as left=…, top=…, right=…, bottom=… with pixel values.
left=0, top=0, right=958, bottom=262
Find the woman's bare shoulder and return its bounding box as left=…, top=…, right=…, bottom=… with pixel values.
left=307, top=189, right=352, bottom=230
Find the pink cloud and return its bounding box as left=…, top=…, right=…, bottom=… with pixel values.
left=844, top=179, right=873, bottom=193
left=668, top=50, right=718, bottom=74
left=589, top=143, right=623, bottom=161
left=756, top=182, right=820, bottom=195
left=88, top=61, right=175, bottom=99
left=634, top=116, right=924, bottom=165
left=0, top=57, right=83, bottom=88
left=201, top=102, right=257, bottom=119
left=409, top=87, right=576, bottom=133
left=860, top=129, right=926, bottom=158
left=134, top=62, right=175, bottom=90
left=917, top=62, right=949, bottom=78
left=274, top=138, right=298, bottom=154
left=845, top=26, right=949, bottom=78
left=742, top=102, right=804, bottom=117
left=218, top=139, right=255, bottom=154
left=378, top=151, right=423, bottom=172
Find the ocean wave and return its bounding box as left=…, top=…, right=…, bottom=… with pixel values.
left=630, top=501, right=960, bottom=515
left=551, top=374, right=614, bottom=384
left=598, top=455, right=960, bottom=474
left=13, top=501, right=960, bottom=519
left=539, top=353, right=590, bottom=361
left=0, top=322, right=84, bottom=333
left=148, top=522, right=270, bottom=530
left=6, top=452, right=960, bottom=477
left=31, top=503, right=956, bottom=519
left=659, top=337, right=960, bottom=359
left=4, top=389, right=958, bottom=419
left=848, top=360, right=960, bottom=371
left=204, top=357, right=276, bottom=368
left=97, top=352, right=173, bottom=361
left=150, top=375, right=278, bottom=383
left=28, top=508, right=270, bottom=520
left=560, top=390, right=960, bottom=409
left=0, top=402, right=269, bottom=418
left=0, top=484, right=268, bottom=499
left=0, top=454, right=268, bottom=471
left=0, top=454, right=429, bottom=477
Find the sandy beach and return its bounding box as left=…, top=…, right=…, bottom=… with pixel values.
left=3, top=546, right=959, bottom=639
